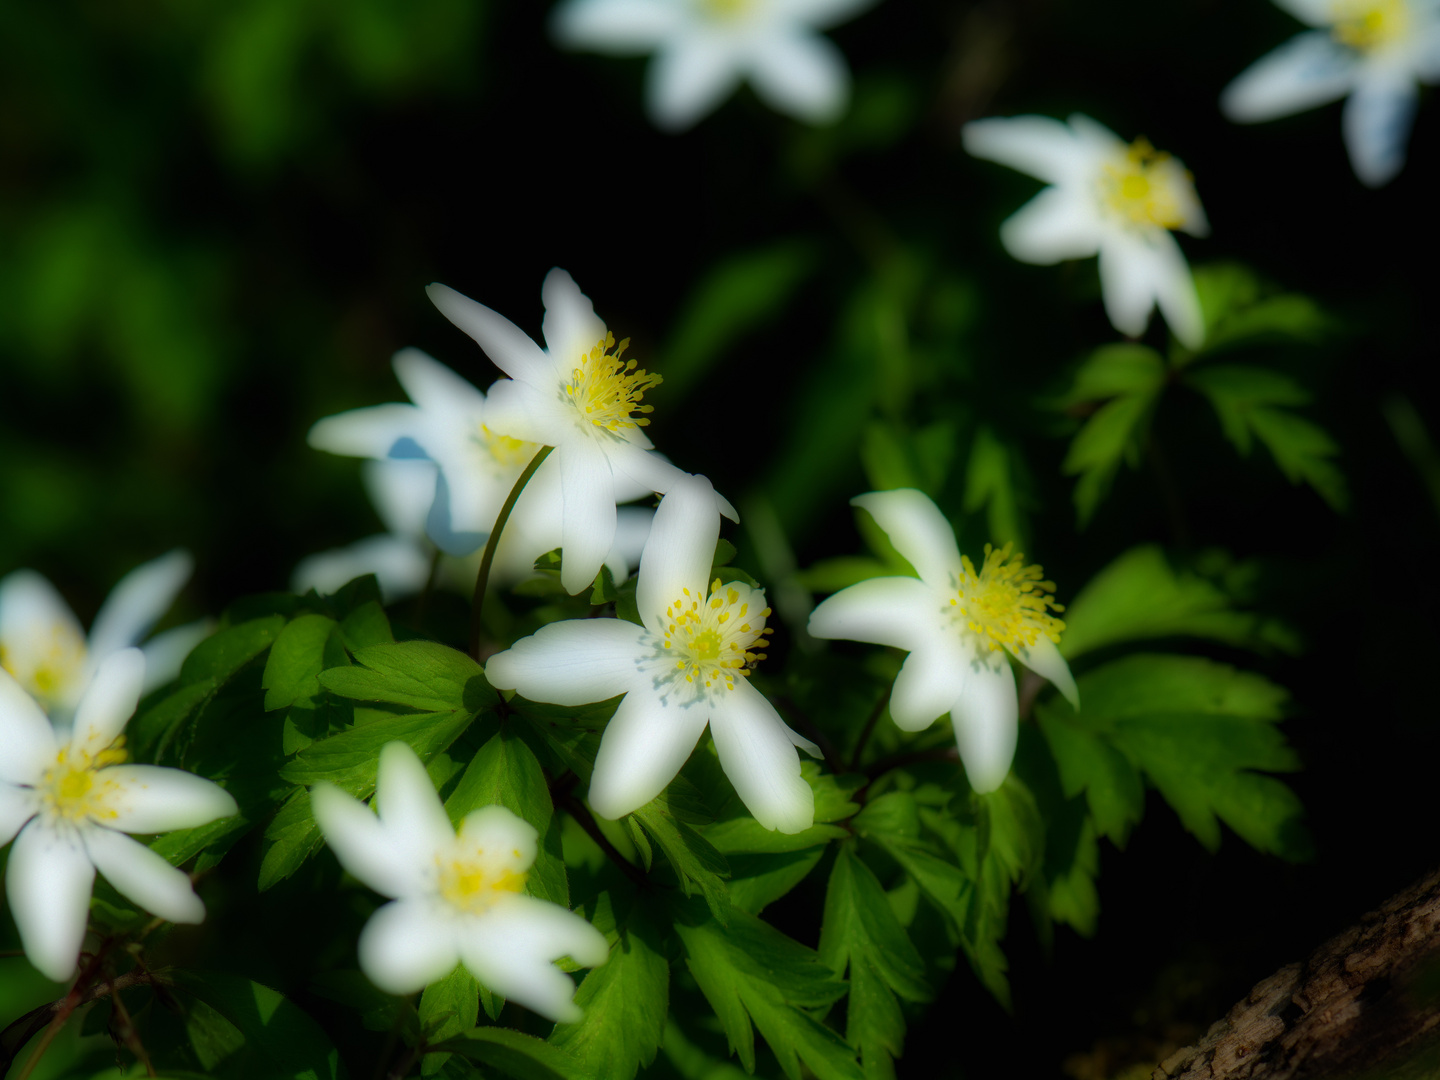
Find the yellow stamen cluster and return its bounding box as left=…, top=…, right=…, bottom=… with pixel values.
left=436, top=845, right=527, bottom=915
left=1332, top=0, right=1409, bottom=51
left=1100, top=138, right=1188, bottom=230
left=662, top=578, right=773, bottom=694
left=0, top=622, right=87, bottom=707
left=949, top=544, right=1065, bottom=652
left=703, top=0, right=754, bottom=18
left=477, top=424, right=535, bottom=469
left=39, top=738, right=128, bottom=825
left=563, top=333, right=661, bottom=435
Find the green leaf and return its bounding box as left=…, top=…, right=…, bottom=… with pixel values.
left=1059, top=344, right=1167, bottom=526
left=339, top=599, right=394, bottom=650
left=676, top=907, right=859, bottom=1080
left=1034, top=707, right=1144, bottom=847
left=1189, top=262, right=1330, bottom=358
left=258, top=788, right=327, bottom=891
left=263, top=614, right=339, bottom=712
left=310, top=970, right=418, bottom=1037
left=1036, top=654, right=1310, bottom=859
left=859, top=421, right=953, bottom=496
left=549, top=925, right=669, bottom=1080
left=819, top=844, right=931, bottom=1080
left=180, top=615, right=287, bottom=685
left=169, top=970, right=344, bottom=1080
left=280, top=708, right=479, bottom=791
left=631, top=795, right=731, bottom=924
left=444, top=728, right=568, bottom=907
left=726, top=848, right=827, bottom=914
left=436, top=1026, right=599, bottom=1080
left=659, top=1021, right=751, bottom=1080
left=419, top=966, right=481, bottom=1076
left=319, top=641, right=488, bottom=713
left=962, top=426, right=1023, bottom=548
left=1060, top=544, right=1294, bottom=659
left=1186, top=364, right=1347, bottom=509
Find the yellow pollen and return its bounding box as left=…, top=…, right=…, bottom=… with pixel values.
left=40, top=737, right=128, bottom=824
left=562, top=332, right=662, bottom=435
left=436, top=853, right=527, bottom=915
left=951, top=543, right=1066, bottom=652
left=661, top=579, right=771, bottom=693
left=1100, top=138, right=1189, bottom=230
left=703, top=0, right=753, bottom=18
left=1331, top=0, right=1409, bottom=50
left=477, top=424, right=535, bottom=469
left=0, top=622, right=88, bottom=708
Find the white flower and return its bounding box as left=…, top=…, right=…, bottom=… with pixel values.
left=0, top=551, right=204, bottom=720
left=310, top=741, right=607, bottom=1021
left=426, top=269, right=736, bottom=595
left=551, top=0, right=875, bottom=130
left=1220, top=0, right=1440, bottom=186
left=0, top=649, right=238, bottom=982
left=486, top=474, right=819, bottom=834
left=962, top=113, right=1210, bottom=349
left=807, top=490, right=1079, bottom=794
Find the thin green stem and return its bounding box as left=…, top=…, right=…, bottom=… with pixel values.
left=468, top=445, right=554, bottom=660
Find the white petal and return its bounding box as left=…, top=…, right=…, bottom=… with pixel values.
left=292, top=536, right=434, bottom=604
left=648, top=35, right=744, bottom=131
left=84, top=826, right=204, bottom=923
left=0, top=668, right=59, bottom=785
left=890, top=638, right=971, bottom=732
left=587, top=686, right=710, bottom=820
left=747, top=30, right=849, bottom=124
left=606, top=506, right=655, bottom=582
left=1096, top=231, right=1162, bottom=340
left=807, top=576, right=935, bottom=651
left=1146, top=231, right=1205, bottom=350
left=708, top=680, right=814, bottom=834
left=962, top=115, right=1091, bottom=186
left=364, top=459, right=439, bottom=540
left=560, top=447, right=619, bottom=595
left=70, top=648, right=145, bottom=760
left=541, top=269, right=608, bottom=371
left=998, top=186, right=1103, bottom=265
left=1065, top=113, right=1127, bottom=158
left=850, top=489, right=963, bottom=590
left=551, top=0, right=686, bottom=51
left=312, top=784, right=418, bottom=899
left=426, top=284, right=553, bottom=388
left=481, top=378, right=568, bottom=446
left=1343, top=71, right=1417, bottom=187
left=376, top=742, right=456, bottom=855
left=359, top=898, right=460, bottom=995
left=0, top=569, right=88, bottom=711
left=636, top=474, right=721, bottom=633
left=100, top=765, right=237, bottom=835
left=308, top=403, right=421, bottom=459
left=6, top=820, right=95, bottom=982
left=456, top=805, right=538, bottom=864
left=393, top=348, right=488, bottom=420
left=1009, top=636, right=1079, bottom=709
left=949, top=656, right=1018, bottom=794
left=85, top=550, right=193, bottom=666
left=1220, top=31, right=1357, bottom=122
left=458, top=896, right=607, bottom=1023
left=140, top=620, right=212, bottom=693
left=486, top=619, right=647, bottom=706
left=0, top=783, right=35, bottom=847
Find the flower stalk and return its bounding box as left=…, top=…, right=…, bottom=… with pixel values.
left=469, top=445, right=554, bottom=660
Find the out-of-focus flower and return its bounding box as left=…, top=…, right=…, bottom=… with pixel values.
left=0, top=551, right=204, bottom=720
left=486, top=474, right=818, bottom=833
left=1220, top=0, right=1440, bottom=186
left=311, top=741, right=607, bottom=1020
left=551, top=0, right=876, bottom=130
left=962, top=113, right=1210, bottom=349
left=0, top=649, right=238, bottom=982
left=427, top=270, right=735, bottom=595
left=808, top=489, right=1078, bottom=794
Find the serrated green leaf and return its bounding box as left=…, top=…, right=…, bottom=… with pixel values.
left=1035, top=707, right=1144, bottom=847
left=631, top=796, right=731, bottom=924
left=258, top=788, right=327, bottom=891
left=659, top=1021, right=752, bottom=1080
left=727, top=848, right=827, bottom=914
left=263, top=615, right=338, bottom=712
left=436, top=1026, right=599, bottom=1080
left=319, top=641, right=487, bottom=713
left=1189, top=262, right=1329, bottom=358
left=179, top=615, right=287, bottom=685
left=280, top=708, right=479, bottom=790
left=549, top=925, right=668, bottom=1080
left=962, top=425, right=1023, bottom=549
left=677, top=908, right=859, bottom=1080
left=339, top=600, right=393, bottom=650
left=419, top=966, right=481, bottom=1076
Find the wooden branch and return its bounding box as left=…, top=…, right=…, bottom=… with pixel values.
left=1155, top=867, right=1440, bottom=1079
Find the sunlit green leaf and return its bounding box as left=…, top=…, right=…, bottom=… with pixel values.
left=549, top=924, right=668, bottom=1080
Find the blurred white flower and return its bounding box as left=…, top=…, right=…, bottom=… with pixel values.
left=0, top=649, right=238, bottom=982
left=1220, top=0, right=1440, bottom=186
left=552, top=0, right=875, bottom=130
left=427, top=269, right=734, bottom=595
left=808, top=489, right=1078, bottom=794
left=486, top=474, right=818, bottom=833
left=962, top=113, right=1210, bottom=349
left=311, top=741, right=607, bottom=1020
left=0, top=550, right=204, bottom=720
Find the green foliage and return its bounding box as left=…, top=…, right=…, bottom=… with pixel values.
left=419, top=966, right=482, bottom=1077
left=438, top=1027, right=599, bottom=1080
left=167, top=971, right=343, bottom=1079
left=629, top=790, right=732, bottom=925
left=1187, top=262, right=1331, bottom=360
left=550, top=924, right=669, bottom=1080
left=318, top=640, right=487, bottom=713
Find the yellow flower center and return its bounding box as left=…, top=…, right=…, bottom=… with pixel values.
left=1099, top=138, right=1189, bottom=230
left=949, top=544, right=1065, bottom=652
left=476, top=424, right=536, bottom=470
left=563, top=333, right=661, bottom=435
left=1332, top=0, right=1410, bottom=50
left=702, top=0, right=754, bottom=18
left=662, top=579, right=773, bottom=694
left=436, top=846, right=527, bottom=915
left=0, top=622, right=88, bottom=709
left=40, top=739, right=128, bottom=825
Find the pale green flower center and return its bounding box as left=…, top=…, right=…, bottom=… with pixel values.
left=436, top=846, right=527, bottom=915
left=1099, top=138, right=1191, bottom=231
left=1, top=621, right=87, bottom=709
left=702, top=0, right=754, bottom=20
left=40, top=740, right=128, bottom=824
left=1332, top=0, right=1410, bottom=51
left=661, top=579, right=773, bottom=694
left=949, top=544, right=1065, bottom=652
left=563, top=333, right=661, bottom=435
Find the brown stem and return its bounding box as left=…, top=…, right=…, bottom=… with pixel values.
left=468, top=445, right=554, bottom=661
left=557, top=791, right=650, bottom=891
left=2, top=964, right=158, bottom=1078
left=848, top=687, right=893, bottom=772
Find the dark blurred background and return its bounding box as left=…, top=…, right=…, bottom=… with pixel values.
left=2, top=0, right=1437, bottom=1076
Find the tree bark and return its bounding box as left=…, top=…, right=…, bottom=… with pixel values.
left=1154, top=867, right=1440, bottom=1080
